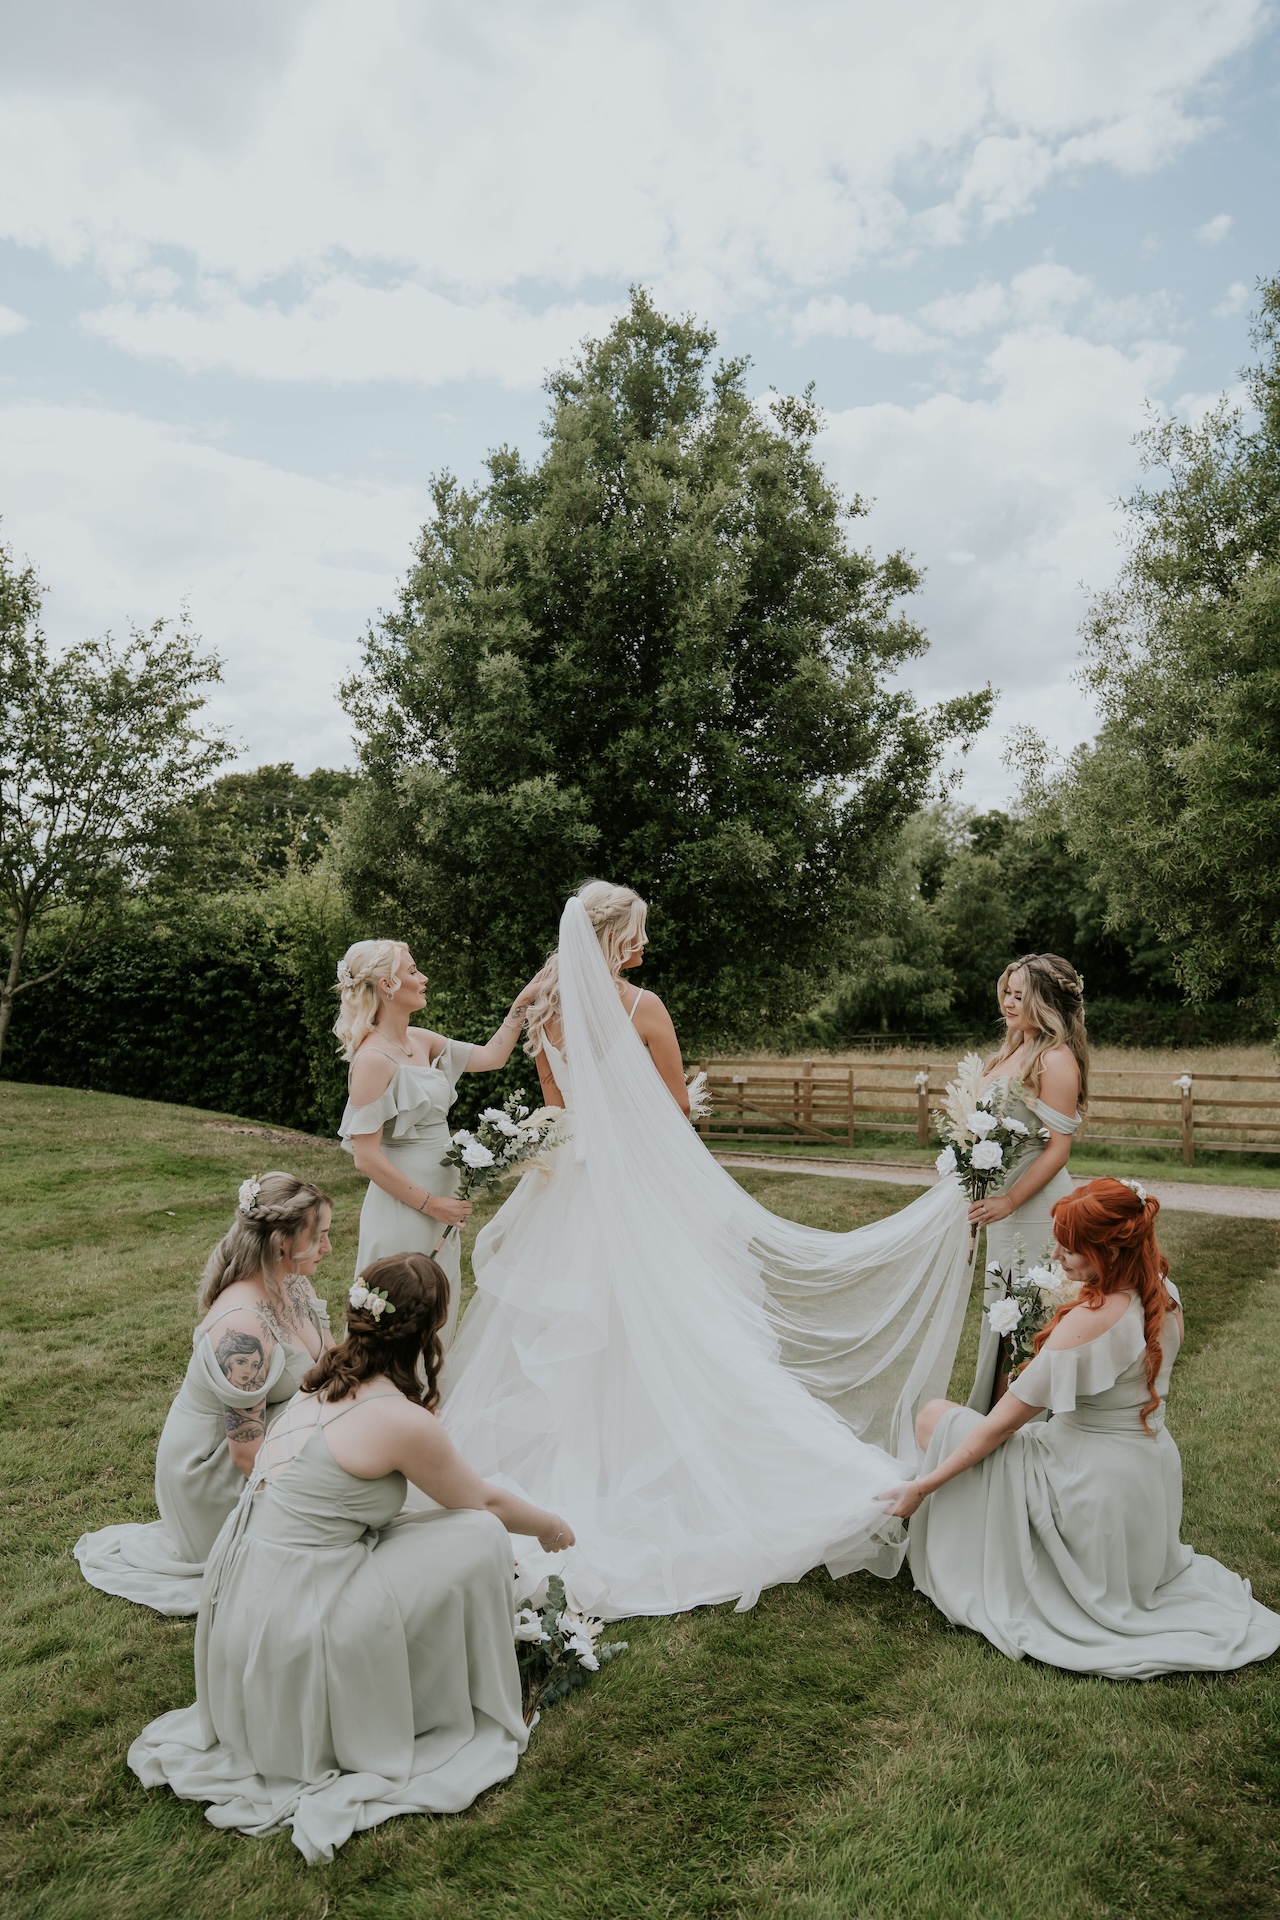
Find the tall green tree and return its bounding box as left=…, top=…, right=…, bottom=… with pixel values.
left=155, top=762, right=359, bottom=894
left=342, top=290, right=991, bottom=1042
left=1020, top=275, right=1280, bottom=1030
left=0, top=539, right=228, bottom=1065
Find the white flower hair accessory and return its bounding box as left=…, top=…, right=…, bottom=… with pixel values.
left=336, top=959, right=357, bottom=990
left=237, top=1178, right=262, bottom=1216
left=348, top=1279, right=396, bottom=1320
left=1119, top=1178, right=1149, bottom=1204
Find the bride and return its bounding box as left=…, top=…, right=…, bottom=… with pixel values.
left=441, top=881, right=974, bottom=1619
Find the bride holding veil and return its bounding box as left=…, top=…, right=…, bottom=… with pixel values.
left=441, top=882, right=973, bottom=1619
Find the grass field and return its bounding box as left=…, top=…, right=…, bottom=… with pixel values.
left=2, top=1080, right=1278, bottom=1920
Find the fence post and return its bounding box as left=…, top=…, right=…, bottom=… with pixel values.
left=733, top=1073, right=747, bottom=1140
left=802, top=1060, right=814, bottom=1129
left=915, top=1068, right=930, bottom=1147
left=1175, top=1074, right=1194, bottom=1166
left=847, top=1067, right=855, bottom=1147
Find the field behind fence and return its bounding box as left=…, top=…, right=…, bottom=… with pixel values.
left=690, top=1043, right=1280, bottom=1166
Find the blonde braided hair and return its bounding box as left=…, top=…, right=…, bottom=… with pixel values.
left=198, top=1172, right=333, bottom=1313
left=333, top=938, right=405, bottom=1062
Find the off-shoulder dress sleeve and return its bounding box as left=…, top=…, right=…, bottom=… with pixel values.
left=1025, top=1095, right=1083, bottom=1136
left=1009, top=1298, right=1147, bottom=1414
left=338, top=1082, right=401, bottom=1147
left=434, top=1038, right=474, bottom=1098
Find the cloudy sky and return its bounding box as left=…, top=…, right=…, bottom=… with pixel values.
left=1, top=0, right=1276, bottom=803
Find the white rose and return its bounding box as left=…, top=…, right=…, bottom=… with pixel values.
left=1005, top=1118, right=1029, bottom=1137
left=514, top=1608, right=549, bottom=1644
left=1025, top=1264, right=1054, bottom=1287
left=461, top=1141, right=496, bottom=1169
left=987, top=1297, right=1023, bottom=1337
left=450, top=1128, right=474, bottom=1146
left=481, top=1108, right=520, bottom=1136
left=967, top=1110, right=998, bottom=1137
left=934, top=1145, right=958, bottom=1176
left=970, top=1139, right=1004, bottom=1171
left=348, top=1282, right=370, bottom=1310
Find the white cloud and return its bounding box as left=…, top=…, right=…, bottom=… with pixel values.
left=0, top=0, right=1264, bottom=382
left=792, top=298, right=938, bottom=353
left=1197, top=212, right=1234, bottom=242
left=1213, top=280, right=1250, bottom=316
left=82, top=280, right=618, bottom=388
left=817, top=325, right=1184, bottom=803
left=796, top=264, right=1178, bottom=359
left=0, top=306, right=28, bottom=339
left=0, top=403, right=426, bottom=769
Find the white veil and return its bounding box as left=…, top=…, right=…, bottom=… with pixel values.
left=557, top=895, right=972, bottom=1463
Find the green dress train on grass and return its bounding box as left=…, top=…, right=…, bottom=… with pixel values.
left=909, top=1282, right=1280, bottom=1678
left=73, top=1298, right=328, bottom=1615
left=128, top=1394, right=528, bottom=1864
left=968, top=1080, right=1080, bottom=1413
left=339, top=1039, right=474, bottom=1353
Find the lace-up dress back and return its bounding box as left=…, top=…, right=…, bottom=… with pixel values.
left=910, top=1282, right=1280, bottom=1677
left=128, top=1392, right=528, bottom=1863
left=74, top=1296, right=329, bottom=1615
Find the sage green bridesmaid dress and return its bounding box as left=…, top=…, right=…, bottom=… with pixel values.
left=910, top=1282, right=1280, bottom=1677
left=339, top=1039, right=474, bottom=1351
left=128, top=1394, right=528, bottom=1863
left=73, top=1297, right=329, bottom=1615
left=968, top=1080, right=1080, bottom=1411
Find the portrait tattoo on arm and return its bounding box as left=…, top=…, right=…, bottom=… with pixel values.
left=215, top=1328, right=269, bottom=1393
left=224, top=1403, right=267, bottom=1445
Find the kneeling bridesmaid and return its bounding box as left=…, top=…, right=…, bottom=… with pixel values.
left=888, top=1178, right=1280, bottom=1679
left=128, top=1252, right=574, bottom=1863
left=75, top=1173, right=333, bottom=1614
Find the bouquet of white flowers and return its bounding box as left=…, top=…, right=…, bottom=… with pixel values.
left=932, top=1053, right=1044, bottom=1265
left=984, top=1235, right=1080, bottom=1373
left=512, top=1572, right=628, bottom=1724
left=438, top=1091, right=562, bottom=1231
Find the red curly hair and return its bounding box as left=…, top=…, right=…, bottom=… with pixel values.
left=1038, top=1177, right=1175, bottom=1433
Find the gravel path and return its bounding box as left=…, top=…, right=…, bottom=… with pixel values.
left=715, top=1154, right=1280, bottom=1220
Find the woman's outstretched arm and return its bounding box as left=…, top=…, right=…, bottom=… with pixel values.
left=881, top=1391, right=1042, bottom=1519
left=463, top=977, right=542, bottom=1072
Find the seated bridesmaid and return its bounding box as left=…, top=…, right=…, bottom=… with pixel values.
left=335, top=939, right=537, bottom=1352
left=75, top=1172, right=334, bottom=1614
left=129, top=1252, right=575, bottom=1864
left=888, top=1178, right=1280, bottom=1679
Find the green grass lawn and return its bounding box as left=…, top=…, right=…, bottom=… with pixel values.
left=2, top=1080, right=1278, bottom=1920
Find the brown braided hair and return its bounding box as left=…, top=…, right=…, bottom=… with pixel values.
left=1040, top=1178, right=1174, bottom=1434
left=987, top=951, right=1089, bottom=1108
left=302, top=1252, right=450, bottom=1410
left=197, top=1172, right=333, bottom=1314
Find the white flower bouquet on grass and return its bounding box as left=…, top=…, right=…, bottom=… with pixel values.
left=933, top=1053, right=1038, bottom=1265
left=985, top=1236, right=1080, bottom=1373
left=512, top=1572, right=628, bottom=1724
left=438, top=1091, right=563, bottom=1232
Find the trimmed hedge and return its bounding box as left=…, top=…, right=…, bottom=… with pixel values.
left=1, top=879, right=357, bottom=1136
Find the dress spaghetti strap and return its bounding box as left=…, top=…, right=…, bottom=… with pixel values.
left=626, top=989, right=645, bottom=1024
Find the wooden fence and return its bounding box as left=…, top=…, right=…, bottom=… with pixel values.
left=690, top=1058, right=1280, bottom=1166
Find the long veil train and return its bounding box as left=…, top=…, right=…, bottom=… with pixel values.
left=440, top=896, right=973, bottom=1618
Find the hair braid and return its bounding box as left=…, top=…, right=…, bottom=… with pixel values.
left=303, top=1253, right=449, bottom=1409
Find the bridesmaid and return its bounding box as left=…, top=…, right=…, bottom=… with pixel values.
left=75, top=1173, right=334, bottom=1613
left=965, top=952, right=1087, bottom=1411
left=129, top=1251, right=575, bottom=1863
left=887, top=1179, right=1280, bottom=1678
left=336, top=939, right=537, bottom=1352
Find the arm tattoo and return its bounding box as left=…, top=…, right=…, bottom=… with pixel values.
left=214, top=1328, right=269, bottom=1391
left=224, top=1403, right=266, bottom=1444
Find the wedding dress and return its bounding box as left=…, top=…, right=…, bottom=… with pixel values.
left=441, top=898, right=973, bottom=1619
